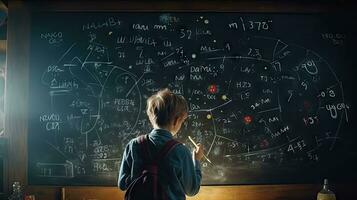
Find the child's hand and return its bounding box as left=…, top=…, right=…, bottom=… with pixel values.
left=194, top=144, right=204, bottom=161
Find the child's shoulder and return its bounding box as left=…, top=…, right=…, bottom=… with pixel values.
left=128, top=135, right=143, bottom=146
left=123, top=136, right=142, bottom=150
left=170, top=141, right=191, bottom=156
left=126, top=135, right=189, bottom=155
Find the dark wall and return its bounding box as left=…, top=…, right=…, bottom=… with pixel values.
left=5, top=0, right=357, bottom=199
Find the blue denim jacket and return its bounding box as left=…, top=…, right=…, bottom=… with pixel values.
left=118, top=129, right=202, bottom=200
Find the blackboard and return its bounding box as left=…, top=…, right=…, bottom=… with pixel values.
left=28, top=12, right=357, bottom=186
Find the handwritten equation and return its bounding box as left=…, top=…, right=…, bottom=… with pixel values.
left=28, top=13, right=352, bottom=185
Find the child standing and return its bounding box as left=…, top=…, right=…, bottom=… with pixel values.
left=118, top=88, right=204, bottom=200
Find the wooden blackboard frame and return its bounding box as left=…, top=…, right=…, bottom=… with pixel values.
left=6, top=0, right=357, bottom=199
left=0, top=138, right=7, bottom=197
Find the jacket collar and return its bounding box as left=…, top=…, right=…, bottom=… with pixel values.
left=149, top=128, right=174, bottom=139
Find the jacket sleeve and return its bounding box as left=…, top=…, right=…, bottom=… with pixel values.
left=179, top=146, right=202, bottom=196
left=118, top=141, right=132, bottom=190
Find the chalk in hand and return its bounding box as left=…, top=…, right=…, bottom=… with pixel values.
left=188, top=136, right=212, bottom=164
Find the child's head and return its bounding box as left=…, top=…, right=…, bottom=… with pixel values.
left=146, top=88, right=188, bottom=134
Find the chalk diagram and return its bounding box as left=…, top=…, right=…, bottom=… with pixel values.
left=178, top=36, right=350, bottom=183
left=38, top=42, right=144, bottom=178
left=30, top=14, right=350, bottom=184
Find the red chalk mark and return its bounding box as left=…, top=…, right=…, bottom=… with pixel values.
left=208, top=84, right=218, bottom=94
left=260, top=139, right=269, bottom=148
left=243, top=115, right=253, bottom=124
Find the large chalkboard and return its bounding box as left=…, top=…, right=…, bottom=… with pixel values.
left=28, top=12, right=357, bottom=186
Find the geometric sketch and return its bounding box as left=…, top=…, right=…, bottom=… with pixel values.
left=28, top=13, right=352, bottom=185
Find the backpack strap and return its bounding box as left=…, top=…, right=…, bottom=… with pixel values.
left=153, top=139, right=180, bottom=164
left=138, top=134, right=180, bottom=200
left=138, top=134, right=151, bottom=164
left=138, top=134, right=181, bottom=165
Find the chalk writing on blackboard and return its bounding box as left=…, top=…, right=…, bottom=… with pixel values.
left=28, top=12, right=353, bottom=185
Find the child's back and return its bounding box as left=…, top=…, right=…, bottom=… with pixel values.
left=118, top=88, right=204, bottom=200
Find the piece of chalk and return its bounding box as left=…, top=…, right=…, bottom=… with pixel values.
left=188, top=136, right=212, bottom=163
